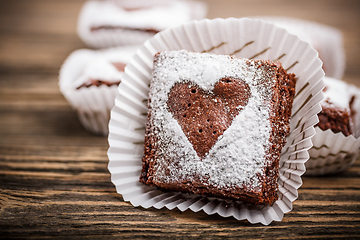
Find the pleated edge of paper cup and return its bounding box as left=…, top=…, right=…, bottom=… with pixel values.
left=306, top=127, right=360, bottom=176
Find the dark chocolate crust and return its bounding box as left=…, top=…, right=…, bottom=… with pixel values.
left=140, top=52, right=296, bottom=205
left=91, top=25, right=159, bottom=34
left=76, top=79, right=121, bottom=89
left=316, top=101, right=353, bottom=136
left=262, top=61, right=296, bottom=204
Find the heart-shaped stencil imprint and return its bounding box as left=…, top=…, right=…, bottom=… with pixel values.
left=167, top=77, right=251, bottom=158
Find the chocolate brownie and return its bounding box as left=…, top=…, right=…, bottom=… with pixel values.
left=76, top=79, right=121, bottom=89
left=140, top=50, right=296, bottom=205
left=316, top=101, right=353, bottom=136
left=315, top=77, right=355, bottom=136
left=91, top=26, right=159, bottom=34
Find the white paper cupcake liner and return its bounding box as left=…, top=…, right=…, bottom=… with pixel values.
left=107, top=18, right=325, bottom=225
left=305, top=77, right=360, bottom=176
left=61, top=85, right=119, bottom=136
left=306, top=127, right=360, bottom=176
left=77, top=0, right=208, bottom=49
left=59, top=46, right=139, bottom=136
left=251, top=16, right=345, bottom=80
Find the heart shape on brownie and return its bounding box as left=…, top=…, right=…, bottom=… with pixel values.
left=167, top=77, right=251, bottom=158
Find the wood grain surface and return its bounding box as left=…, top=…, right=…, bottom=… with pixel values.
left=0, top=0, right=359, bottom=239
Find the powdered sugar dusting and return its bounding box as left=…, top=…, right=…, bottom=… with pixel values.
left=85, top=0, right=201, bottom=31
left=149, top=50, right=277, bottom=191
left=322, top=76, right=353, bottom=110
left=71, top=46, right=138, bottom=88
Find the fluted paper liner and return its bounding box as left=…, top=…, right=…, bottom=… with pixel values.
left=59, top=47, right=138, bottom=135
left=306, top=127, right=360, bottom=176
left=251, top=16, right=345, bottom=80
left=107, top=18, right=325, bottom=225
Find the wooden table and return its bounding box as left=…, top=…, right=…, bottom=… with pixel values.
left=1, top=0, right=359, bottom=238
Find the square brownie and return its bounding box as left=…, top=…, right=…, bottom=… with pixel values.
left=140, top=50, right=296, bottom=205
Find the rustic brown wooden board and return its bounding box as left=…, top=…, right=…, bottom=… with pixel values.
left=0, top=0, right=359, bottom=239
